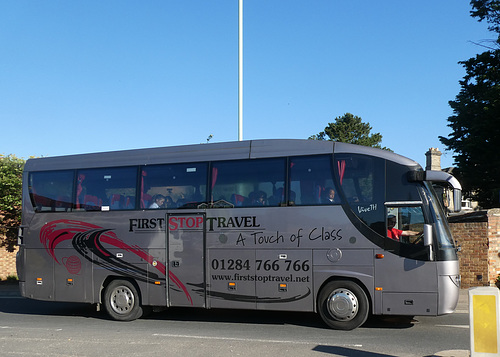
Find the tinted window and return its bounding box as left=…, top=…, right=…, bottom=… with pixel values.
left=141, top=163, right=207, bottom=209
left=76, top=167, right=137, bottom=211
left=386, top=205, right=429, bottom=260
left=29, top=171, right=74, bottom=212
left=211, top=158, right=285, bottom=207
left=386, top=206, right=424, bottom=244
left=289, top=155, right=339, bottom=205
left=335, top=154, right=385, bottom=235
left=386, top=161, right=422, bottom=202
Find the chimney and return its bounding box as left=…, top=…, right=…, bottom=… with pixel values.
left=425, top=148, right=442, bottom=171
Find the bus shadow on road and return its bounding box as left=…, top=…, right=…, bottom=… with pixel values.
left=362, top=315, right=416, bottom=329
left=148, top=307, right=416, bottom=330
left=149, top=306, right=327, bottom=329
left=312, top=345, right=397, bottom=356
left=0, top=296, right=99, bottom=318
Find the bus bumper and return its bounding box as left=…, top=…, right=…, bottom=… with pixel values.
left=438, top=274, right=460, bottom=315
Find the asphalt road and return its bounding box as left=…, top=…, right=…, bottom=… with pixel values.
left=0, top=283, right=470, bottom=357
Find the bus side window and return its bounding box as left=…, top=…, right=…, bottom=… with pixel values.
left=211, top=158, right=285, bottom=207
left=29, top=171, right=75, bottom=212
left=334, top=154, right=385, bottom=236
left=141, top=163, right=208, bottom=209
left=75, top=167, right=137, bottom=211
left=289, top=155, right=339, bottom=206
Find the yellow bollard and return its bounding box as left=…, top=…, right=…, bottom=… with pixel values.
left=469, top=287, right=500, bottom=356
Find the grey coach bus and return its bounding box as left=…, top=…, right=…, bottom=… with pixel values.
left=16, top=139, right=462, bottom=330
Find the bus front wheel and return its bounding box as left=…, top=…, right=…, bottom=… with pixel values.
left=103, top=279, right=143, bottom=321
left=318, top=280, right=369, bottom=330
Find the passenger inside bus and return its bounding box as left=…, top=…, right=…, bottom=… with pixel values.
left=164, top=195, right=174, bottom=208
left=250, top=191, right=267, bottom=206
left=149, top=194, right=166, bottom=209
left=230, top=193, right=247, bottom=206
left=323, top=187, right=338, bottom=204
left=175, top=194, right=188, bottom=208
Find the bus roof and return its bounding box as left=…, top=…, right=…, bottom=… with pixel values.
left=24, top=139, right=420, bottom=171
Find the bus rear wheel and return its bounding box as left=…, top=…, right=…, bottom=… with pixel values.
left=318, top=280, right=369, bottom=330
left=103, top=279, right=143, bottom=321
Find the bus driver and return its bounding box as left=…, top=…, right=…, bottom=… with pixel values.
left=387, top=215, right=420, bottom=241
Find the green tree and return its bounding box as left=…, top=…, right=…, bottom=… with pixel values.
left=309, top=113, right=391, bottom=150
left=439, top=0, right=500, bottom=208
left=0, top=154, right=25, bottom=252
left=470, top=0, right=500, bottom=44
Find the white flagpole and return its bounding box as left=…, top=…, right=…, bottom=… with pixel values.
left=238, top=0, right=243, bottom=141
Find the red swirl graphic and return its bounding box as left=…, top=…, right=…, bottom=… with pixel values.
left=40, top=219, right=192, bottom=305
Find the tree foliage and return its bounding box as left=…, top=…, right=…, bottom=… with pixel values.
left=470, top=0, right=500, bottom=44
left=309, top=113, right=391, bottom=150
left=439, top=0, right=500, bottom=208
left=0, top=155, right=25, bottom=251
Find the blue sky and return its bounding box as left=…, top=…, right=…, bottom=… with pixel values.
left=0, top=1, right=493, bottom=169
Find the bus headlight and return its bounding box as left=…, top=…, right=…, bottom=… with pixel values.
left=449, top=274, right=461, bottom=288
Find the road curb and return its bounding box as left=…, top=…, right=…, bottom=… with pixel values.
left=432, top=350, right=470, bottom=357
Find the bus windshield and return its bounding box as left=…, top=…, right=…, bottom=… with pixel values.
left=423, top=182, right=457, bottom=261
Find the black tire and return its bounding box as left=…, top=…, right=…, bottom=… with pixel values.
left=103, top=280, right=143, bottom=321
left=317, top=280, right=369, bottom=330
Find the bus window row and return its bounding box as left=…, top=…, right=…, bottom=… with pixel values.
left=28, top=155, right=342, bottom=212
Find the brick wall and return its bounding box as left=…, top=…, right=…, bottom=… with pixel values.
left=487, top=210, right=500, bottom=286
left=449, top=209, right=500, bottom=288
left=0, top=246, right=18, bottom=280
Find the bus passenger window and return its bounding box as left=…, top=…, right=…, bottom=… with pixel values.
left=141, top=163, right=208, bottom=209
left=29, top=171, right=74, bottom=212
left=75, top=167, right=137, bottom=211
left=289, top=155, right=338, bottom=206
left=334, top=154, right=385, bottom=236
left=211, top=158, right=285, bottom=207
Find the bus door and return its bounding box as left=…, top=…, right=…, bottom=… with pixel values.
left=374, top=204, right=438, bottom=315
left=166, top=212, right=206, bottom=307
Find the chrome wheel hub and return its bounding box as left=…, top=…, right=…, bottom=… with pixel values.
left=327, top=288, right=358, bottom=321
left=110, top=286, right=134, bottom=314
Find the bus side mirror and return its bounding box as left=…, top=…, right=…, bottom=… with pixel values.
left=424, top=224, right=434, bottom=261
left=453, top=189, right=462, bottom=213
